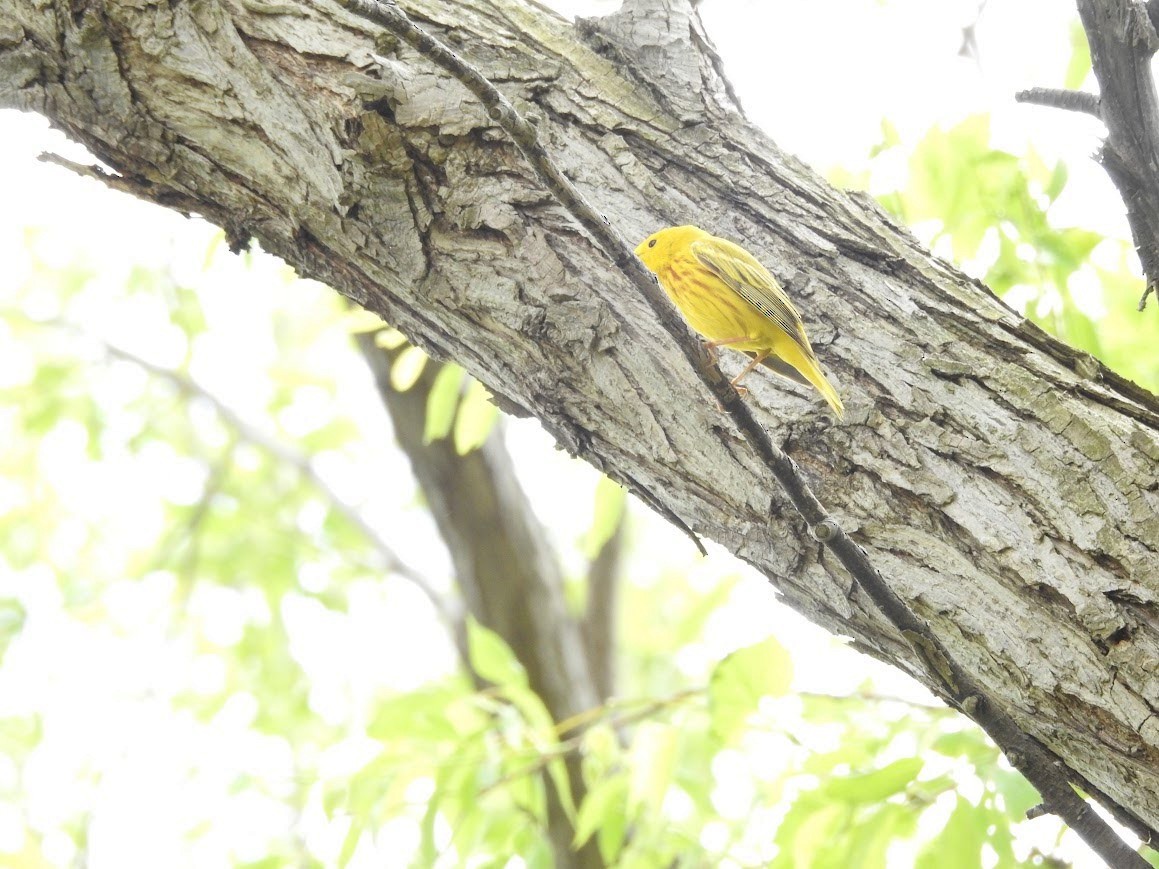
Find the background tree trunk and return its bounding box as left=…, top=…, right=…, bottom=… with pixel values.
left=4, top=0, right=1159, bottom=838
left=359, top=339, right=607, bottom=868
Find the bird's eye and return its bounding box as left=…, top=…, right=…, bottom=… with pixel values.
left=647, top=238, right=657, bottom=248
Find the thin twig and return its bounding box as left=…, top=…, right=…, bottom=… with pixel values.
left=482, top=687, right=702, bottom=799
left=1015, top=87, right=1102, bottom=119
left=36, top=315, right=461, bottom=631
left=116, top=348, right=457, bottom=614
left=1139, top=280, right=1156, bottom=311
left=799, top=689, right=952, bottom=712
left=553, top=686, right=702, bottom=738
left=339, top=2, right=1148, bottom=864
left=490, top=685, right=945, bottom=798
left=38, top=152, right=131, bottom=190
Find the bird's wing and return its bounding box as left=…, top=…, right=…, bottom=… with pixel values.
left=690, top=237, right=813, bottom=354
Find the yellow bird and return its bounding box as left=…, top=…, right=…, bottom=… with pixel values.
left=635, top=225, right=844, bottom=418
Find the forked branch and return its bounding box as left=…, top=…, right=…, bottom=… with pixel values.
left=1020, top=0, right=1159, bottom=310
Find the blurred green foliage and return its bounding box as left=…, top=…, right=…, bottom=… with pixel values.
left=835, top=113, right=1157, bottom=392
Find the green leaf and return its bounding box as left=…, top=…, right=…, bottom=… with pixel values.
left=466, top=617, right=527, bottom=688
left=574, top=773, right=628, bottom=854
left=992, top=768, right=1040, bottom=819
left=523, top=834, right=555, bottom=869
left=1095, top=253, right=1159, bottom=390
left=337, top=818, right=364, bottom=869
left=931, top=730, right=998, bottom=767
left=868, top=117, right=901, bottom=159
left=389, top=345, right=428, bottom=391
left=627, top=722, right=677, bottom=814
left=708, top=636, right=793, bottom=741
left=0, top=599, right=27, bottom=666
left=649, top=571, right=740, bottom=652
left=170, top=285, right=208, bottom=339
left=824, top=757, right=923, bottom=804
left=1045, top=161, right=1069, bottom=202
left=987, top=232, right=1034, bottom=297
left=545, top=752, right=576, bottom=824
left=1024, top=147, right=1052, bottom=190
left=582, top=476, right=626, bottom=559
left=1042, top=227, right=1102, bottom=271
left=902, top=115, right=1029, bottom=263
left=201, top=229, right=226, bottom=271
left=772, top=800, right=848, bottom=869
left=503, top=682, right=556, bottom=736
left=367, top=686, right=464, bottom=743
left=843, top=802, right=919, bottom=869
left=418, top=778, right=441, bottom=867
left=875, top=191, right=906, bottom=222
left=916, top=796, right=987, bottom=869
left=1065, top=19, right=1092, bottom=90
left=453, top=378, right=499, bottom=455
left=0, top=716, right=43, bottom=756
left=423, top=363, right=465, bottom=444
left=495, top=682, right=571, bottom=821
left=826, top=165, right=871, bottom=192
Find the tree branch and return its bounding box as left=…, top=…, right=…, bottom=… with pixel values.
left=1024, top=0, right=1159, bottom=310
left=339, top=1, right=1151, bottom=864
left=1014, top=86, right=1102, bottom=118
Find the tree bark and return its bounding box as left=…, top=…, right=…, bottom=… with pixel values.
left=4, top=0, right=1159, bottom=840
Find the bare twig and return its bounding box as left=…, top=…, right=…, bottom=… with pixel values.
left=38, top=152, right=206, bottom=218
left=1015, top=87, right=1102, bottom=118
left=799, top=689, right=952, bottom=713
left=121, top=350, right=457, bottom=614
left=36, top=315, right=462, bottom=633
left=38, top=152, right=131, bottom=190
left=339, top=1, right=1150, bottom=864
left=493, top=684, right=953, bottom=798
left=481, top=686, right=702, bottom=798
left=171, top=443, right=234, bottom=585
left=552, top=687, right=703, bottom=739
left=1140, top=281, right=1157, bottom=311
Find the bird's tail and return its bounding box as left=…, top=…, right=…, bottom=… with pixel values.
left=765, top=344, right=845, bottom=419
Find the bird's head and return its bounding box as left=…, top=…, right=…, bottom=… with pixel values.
left=634, top=225, right=706, bottom=273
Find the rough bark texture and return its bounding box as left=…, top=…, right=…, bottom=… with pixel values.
left=4, top=0, right=1159, bottom=839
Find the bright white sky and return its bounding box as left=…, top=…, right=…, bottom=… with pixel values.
left=0, top=1, right=1132, bottom=866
